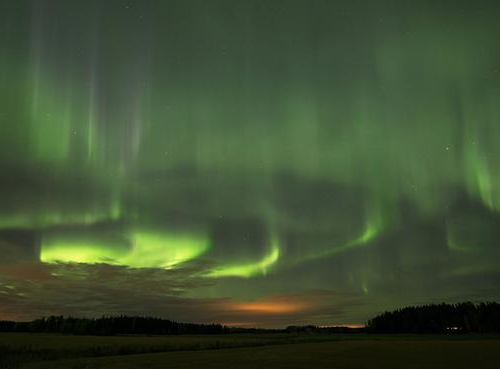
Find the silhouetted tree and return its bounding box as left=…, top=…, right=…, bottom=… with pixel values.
left=366, top=302, right=500, bottom=333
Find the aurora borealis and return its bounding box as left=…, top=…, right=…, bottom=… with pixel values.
left=1, top=0, right=500, bottom=327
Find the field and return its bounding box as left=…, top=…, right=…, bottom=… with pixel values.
left=1, top=333, right=500, bottom=369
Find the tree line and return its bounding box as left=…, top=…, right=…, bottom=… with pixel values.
left=2, top=301, right=499, bottom=335
left=0, top=316, right=233, bottom=335
left=366, top=302, right=500, bottom=333
left=0, top=315, right=363, bottom=335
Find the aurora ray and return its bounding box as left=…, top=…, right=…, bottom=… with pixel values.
left=40, top=229, right=209, bottom=269
left=207, top=236, right=281, bottom=278
left=1, top=0, right=500, bottom=327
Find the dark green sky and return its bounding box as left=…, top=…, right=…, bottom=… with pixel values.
left=0, top=0, right=500, bottom=327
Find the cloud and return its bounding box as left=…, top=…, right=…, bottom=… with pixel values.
left=0, top=261, right=365, bottom=327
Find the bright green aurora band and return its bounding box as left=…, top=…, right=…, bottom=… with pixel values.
left=1, top=0, right=500, bottom=325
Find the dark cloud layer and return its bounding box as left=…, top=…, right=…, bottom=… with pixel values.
left=0, top=262, right=364, bottom=327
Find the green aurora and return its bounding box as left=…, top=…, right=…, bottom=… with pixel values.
left=1, top=0, right=500, bottom=326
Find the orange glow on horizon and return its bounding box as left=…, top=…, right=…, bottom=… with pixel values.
left=232, top=300, right=309, bottom=314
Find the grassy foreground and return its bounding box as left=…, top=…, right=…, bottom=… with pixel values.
left=1, top=333, right=500, bottom=369
left=0, top=333, right=344, bottom=368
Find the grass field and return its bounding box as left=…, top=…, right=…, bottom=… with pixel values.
left=1, top=333, right=500, bottom=369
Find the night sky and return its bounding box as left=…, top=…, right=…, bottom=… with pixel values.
left=1, top=0, right=500, bottom=327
